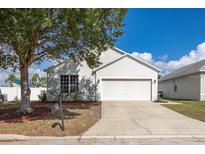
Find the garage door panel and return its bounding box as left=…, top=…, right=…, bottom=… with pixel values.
left=102, top=79, right=151, bottom=101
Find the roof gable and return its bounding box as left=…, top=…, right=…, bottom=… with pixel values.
left=44, top=47, right=125, bottom=72
left=159, top=59, right=205, bottom=81
left=93, top=53, right=161, bottom=73
left=43, top=59, right=70, bottom=72
left=44, top=47, right=161, bottom=73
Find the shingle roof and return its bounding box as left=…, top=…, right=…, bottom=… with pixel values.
left=159, top=59, right=205, bottom=82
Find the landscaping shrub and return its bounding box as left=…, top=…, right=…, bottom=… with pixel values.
left=70, top=92, right=81, bottom=101
left=83, top=78, right=98, bottom=101
left=38, top=90, right=47, bottom=102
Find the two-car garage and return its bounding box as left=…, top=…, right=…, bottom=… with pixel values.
left=92, top=51, right=160, bottom=102
left=101, top=78, right=152, bottom=101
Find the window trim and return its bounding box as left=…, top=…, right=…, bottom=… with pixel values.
left=60, top=74, right=79, bottom=94
left=70, top=75, right=79, bottom=93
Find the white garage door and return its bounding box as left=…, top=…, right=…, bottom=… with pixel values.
left=101, top=79, right=151, bottom=101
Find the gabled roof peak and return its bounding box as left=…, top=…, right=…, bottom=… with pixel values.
left=159, top=59, right=205, bottom=82
left=44, top=47, right=161, bottom=73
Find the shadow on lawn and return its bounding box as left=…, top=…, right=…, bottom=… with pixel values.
left=0, top=103, right=85, bottom=123
left=49, top=109, right=81, bottom=120
left=0, top=101, right=101, bottom=123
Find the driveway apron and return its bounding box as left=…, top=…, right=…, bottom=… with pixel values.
left=83, top=101, right=205, bottom=136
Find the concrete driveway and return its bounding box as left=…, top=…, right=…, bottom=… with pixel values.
left=83, top=101, right=205, bottom=136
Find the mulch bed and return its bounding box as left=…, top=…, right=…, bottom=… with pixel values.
left=33, top=100, right=101, bottom=105
left=0, top=103, right=54, bottom=123
left=0, top=101, right=101, bottom=136
left=0, top=101, right=101, bottom=124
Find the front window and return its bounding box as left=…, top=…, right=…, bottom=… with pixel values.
left=174, top=85, right=177, bottom=92
left=70, top=75, right=79, bottom=93
left=60, top=75, right=69, bottom=93
left=60, top=75, right=79, bottom=93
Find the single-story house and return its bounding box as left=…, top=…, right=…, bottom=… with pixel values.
left=44, top=47, right=160, bottom=101
left=159, top=59, right=205, bottom=101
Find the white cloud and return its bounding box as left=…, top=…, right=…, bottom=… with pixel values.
left=131, top=52, right=153, bottom=64
left=131, top=42, right=205, bottom=75
left=158, top=54, right=168, bottom=61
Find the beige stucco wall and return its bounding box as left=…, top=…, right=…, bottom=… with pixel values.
left=159, top=73, right=201, bottom=100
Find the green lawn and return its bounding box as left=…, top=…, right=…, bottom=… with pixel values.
left=162, top=98, right=205, bottom=122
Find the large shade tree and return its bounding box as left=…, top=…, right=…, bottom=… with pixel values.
left=0, top=9, right=127, bottom=113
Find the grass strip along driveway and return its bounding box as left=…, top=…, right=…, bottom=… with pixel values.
left=161, top=98, right=205, bottom=123
left=0, top=101, right=101, bottom=136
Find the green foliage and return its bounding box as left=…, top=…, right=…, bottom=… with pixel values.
left=14, top=96, right=19, bottom=101
left=31, top=73, right=40, bottom=87
left=49, top=90, right=70, bottom=100
left=50, top=89, right=81, bottom=101
left=5, top=74, right=18, bottom=87
left=39, top=76, right=47, bottom=86
left=31, top=73, right=47, bottom=87
left=83, top=78, right=97, bottom=101
left=38, top=90, right=47, bottom=102
left=70, top=91, right=81, bottom=101
left=0, top=8, right=127, bottom=70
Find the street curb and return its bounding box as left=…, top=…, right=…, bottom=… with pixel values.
left=82, top=135, right=205, bottom=139
left=0, top=134, right=80, bottom=141
left=2, top=134, right=205, bottom=141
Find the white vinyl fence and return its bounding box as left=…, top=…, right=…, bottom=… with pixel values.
left=0, top=87, right=47, bottom=101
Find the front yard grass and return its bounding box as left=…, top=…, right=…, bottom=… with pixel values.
left=0, top=101, right=101, bottom=136
left=161, top=98, right=205, bottom=122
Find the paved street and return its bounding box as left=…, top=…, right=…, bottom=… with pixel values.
left=2, top=137, right=205, bottom=145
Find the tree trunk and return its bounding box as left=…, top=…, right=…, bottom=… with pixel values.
left=19, top=64, right=32, bottom=113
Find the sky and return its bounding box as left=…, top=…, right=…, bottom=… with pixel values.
left=2, top=8, right=205, bottom=85
left=117, top=9, right=205, bottom=59
left=116, top=8, right=205, bottom=75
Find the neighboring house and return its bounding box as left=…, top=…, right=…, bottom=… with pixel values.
left=159, top=59, right=205, bottom=101
left=44, top=47, right=160, bottom=101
